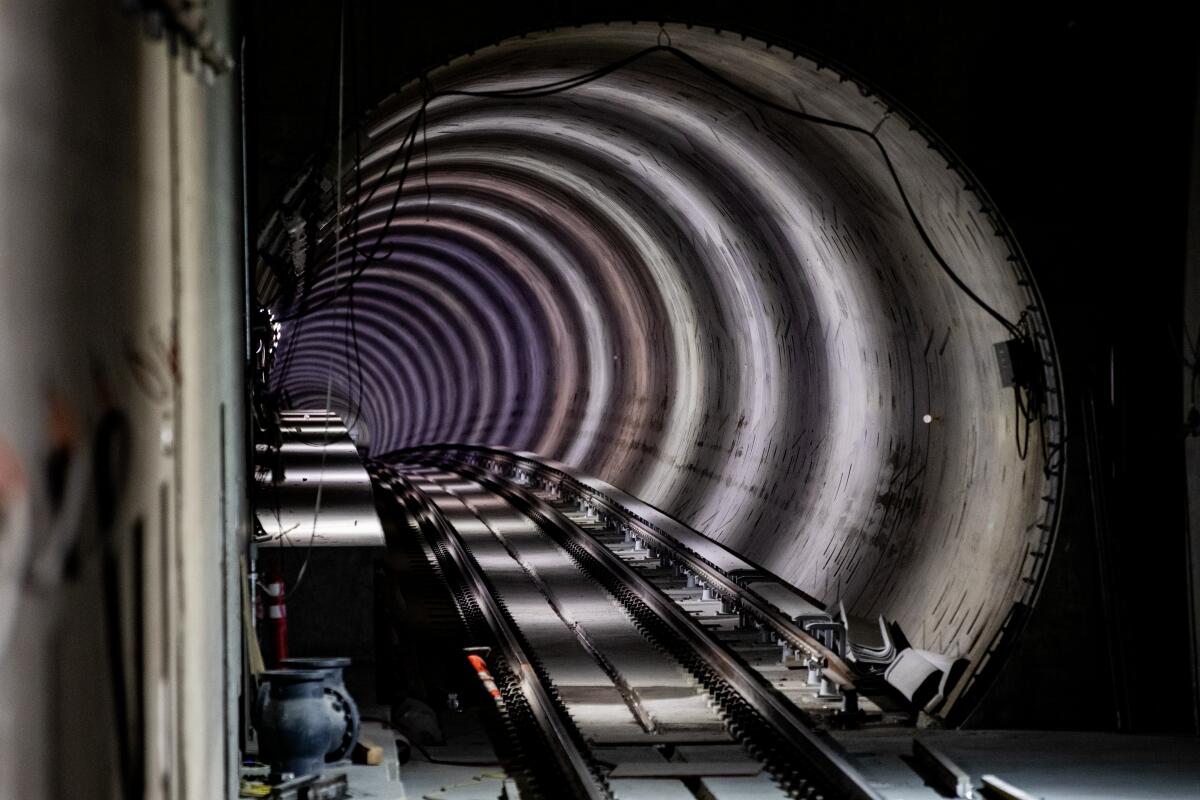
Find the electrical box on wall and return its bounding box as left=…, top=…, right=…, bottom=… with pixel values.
left=994, top=338, right=1036, bottom=389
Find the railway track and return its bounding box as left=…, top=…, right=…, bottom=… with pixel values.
left=372, top=446, right=885, bottom=800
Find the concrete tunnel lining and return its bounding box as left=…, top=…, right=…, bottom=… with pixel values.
left=256, top=22, right=1065, bottom=716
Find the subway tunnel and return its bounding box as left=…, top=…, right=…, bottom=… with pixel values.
left=4, top=2, right=1200, bottom=797
left=257, top=23, right=1065, bottom=718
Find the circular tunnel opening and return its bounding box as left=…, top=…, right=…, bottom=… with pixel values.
left=256, top=22, right=1066, bottom=718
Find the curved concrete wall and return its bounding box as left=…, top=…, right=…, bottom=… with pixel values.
left=262, top=23, right=1063, bottom=713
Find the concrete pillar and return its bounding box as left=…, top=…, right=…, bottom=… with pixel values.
left=0, top=2, right=243, bottom=797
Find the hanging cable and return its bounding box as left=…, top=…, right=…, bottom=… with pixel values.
left=265, top=35, right=1051, bottom=466
left=275, top=43, right=1023, bottom=340
left=288, top=0, right=346, bottom=596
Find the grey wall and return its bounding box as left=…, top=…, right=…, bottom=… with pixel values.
left=0, top=2, right=243, bottom=797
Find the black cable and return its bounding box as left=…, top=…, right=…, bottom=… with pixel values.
left=263, top=38, right=368, bottom=442
left=421, top=76, right=433, bottom=220
left=1169, top=319, right=1200, bottom=408
left=264, top=33, right=1051, bottom=466
left=326, top=0, right=366, bottom=437
left=270, top=0, right=350, bottom=598
left=1014, top=386, right=1032, bottom=460
left=268, top=102, right=425, bottom=321
left=640, top=45, right=1022, bottom=337
left=316, top=45, right=676, bottom=298
left=273, top=42, right=1023, bottom=340
left=334, top=12, right=369, bottom=436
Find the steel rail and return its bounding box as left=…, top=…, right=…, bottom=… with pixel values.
left=517, top=452, right=857, bottom=687
left=407, top=444, right=857, bottom=686
left=442, top=456, right=884, bottom=800
left=384, top=467, right=611, bottom=800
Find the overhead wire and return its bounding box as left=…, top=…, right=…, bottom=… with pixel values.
left=267, top=33, right=1050, bottom=463
left=334, top=0, right=369, bottom=437
left=287, top=0, right=346, bottom=596
left=276, top=42, right=1023, bottom=337
left=266, top=1, right=369, bottom=445
left=265, top=30, right=345, bottom=396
